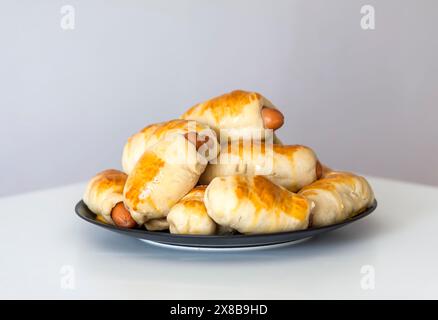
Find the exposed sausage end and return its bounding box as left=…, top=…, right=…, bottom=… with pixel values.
left=111, top=202, right=136, bottom=228
left=261, top=107, right=284, bottom=130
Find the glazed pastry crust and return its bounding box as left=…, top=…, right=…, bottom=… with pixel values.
left=122, top=119, right=218, bottom=174
left=200, top=142, right=320, bottom=192
left=167, top=186, right=217, bottom=235
left=123, top=134, right=208, bottom=225
left=204, top=175, right=311, bottom=234
left=83, top=169, right=127, bottom=224
left=181, top=90, right=280, bottom=142
left=299, top=172, right=375, bottom=227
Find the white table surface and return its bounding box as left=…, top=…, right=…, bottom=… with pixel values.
left=1, top=176, right=437, bottom=299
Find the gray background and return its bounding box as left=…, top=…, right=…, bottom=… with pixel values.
left=0, top=0, right=437, bottom=197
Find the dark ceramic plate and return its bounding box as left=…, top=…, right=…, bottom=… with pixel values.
left=75, top=199, right=377, bottom=250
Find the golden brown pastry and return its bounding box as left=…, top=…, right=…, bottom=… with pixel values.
left=123, top=134, right=209, bottom=225
left=299, top=171, right=375, bottom=227
left=83, top=169, right=136, bottom=228
left=122, top=119, right=218, bottom=174
left=167, top=186, right=217, bottom=235
left=204, top=175, right=311, bottom=234
left=181, top=90, right=284, bottom=142
left=319, top=164, right=334, bottom=178
left=200, top=142, right=322, bottom=192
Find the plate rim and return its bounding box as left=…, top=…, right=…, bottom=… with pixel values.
left=75, top=199, right=377, bottom=241
left=138, top=237, right=313, bottom=251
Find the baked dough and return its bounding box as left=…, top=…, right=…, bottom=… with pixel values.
left=83, top=169, right=127, bottom=224
left=181, top=90, right=282, bottom=142
left=204, top=175, right=311, bottom=234
left=200, top=142, right=321, bottom=192
left=167, top=186, right=217, bottom=235
left=122, top=119, right=218, bottom=174
left=123, top=134, right=208, bottom=225
left=145, top=218, right=169, bottom=231
left=299, top=171, right=375, bottom=227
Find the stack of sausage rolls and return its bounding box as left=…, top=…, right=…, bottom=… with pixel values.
left=83, top=90, right=375, bottom=235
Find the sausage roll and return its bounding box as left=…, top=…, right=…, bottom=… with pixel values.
left=122, top=119, right=218, bottom=174
left=204, top=175, right=311, bottom=234
left=167, top=186, right=217, bottom=235
left=181, top=90, right=284, bottom=142
left=123, top=134, right=208, bottom=225
left=299, top=172, right=375, bottom=227
left=200, top=142, right=322, bottom=192
left=83, top=169, right=131, bottom=225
